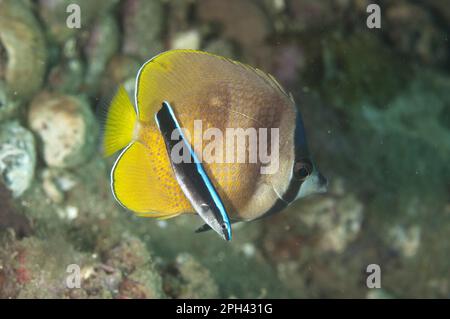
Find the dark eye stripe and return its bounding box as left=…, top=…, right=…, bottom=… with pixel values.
left=257, top=109, right=310, bottom=220
left=294, top=159, right=313, bottom=180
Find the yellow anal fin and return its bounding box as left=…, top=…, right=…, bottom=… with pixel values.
left=102, top=85, right=136, bottom=157
left=111, top=139, right=192, bottom=216
left=136, top=212, right=181, bottom=220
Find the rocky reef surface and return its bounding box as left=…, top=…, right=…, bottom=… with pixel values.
left=0, top=0, right=449, bottom=298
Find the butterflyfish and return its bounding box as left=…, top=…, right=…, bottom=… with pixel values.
left=102, top=49, right=327, bottom=240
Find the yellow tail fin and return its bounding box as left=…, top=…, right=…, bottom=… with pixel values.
left=102, top=85, right=137, bottom=157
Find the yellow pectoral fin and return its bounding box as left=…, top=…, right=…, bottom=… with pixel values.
left=111, top=140, right=192, bottom=216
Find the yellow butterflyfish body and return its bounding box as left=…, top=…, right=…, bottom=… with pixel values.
left=102, top=49, right=327, bottom=224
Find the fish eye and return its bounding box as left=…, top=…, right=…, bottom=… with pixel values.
left=294, top=159, right=313, bottom=181
left=221, top=224, right=227, bottom=230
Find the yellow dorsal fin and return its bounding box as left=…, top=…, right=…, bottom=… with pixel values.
left=134, top=49, right=294, bottom=122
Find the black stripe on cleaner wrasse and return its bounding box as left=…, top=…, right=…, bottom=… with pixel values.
left=102, top=49, right=327, bottom=241
left=155, top=101, right=232, bottom=241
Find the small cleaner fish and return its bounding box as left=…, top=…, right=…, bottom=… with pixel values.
left=155, top=101, right=232, bottom=241
left=102, top=49, right=327, bottom=241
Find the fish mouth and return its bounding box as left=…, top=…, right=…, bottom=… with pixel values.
left=316, top=171, right=328, bottom=193
left=296, top=169, right=328, bottom=199
left=215, top=220, right=232, bottom=241
left=209, top=222, right=231, bottom=241
left=197, top=204, right=232, bottom=241
left=194, top=222, right=232, bottom=241
left=220, top=229, right=231, bottom=241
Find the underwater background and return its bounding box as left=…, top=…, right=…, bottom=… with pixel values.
left=0, top=0, right=449, bottom=298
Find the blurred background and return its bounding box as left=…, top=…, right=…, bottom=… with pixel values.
left=0, top=0, right=449, bottom=298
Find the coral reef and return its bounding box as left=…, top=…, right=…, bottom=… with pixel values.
left=28, top=92, right=97, bottom=168
left=0, top=232, right=164, bottom=299
left=0, top=121, right=36, bottom=197
left=122, top=0, right=164, bottom=60
left=0, top=0, right=47, bottom=120
left=163, top=253, right=219, bottom=299
left=38, top=0, right=119, bottom=44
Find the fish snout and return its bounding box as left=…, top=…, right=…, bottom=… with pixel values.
left=317, top=171, right=328, bottom=193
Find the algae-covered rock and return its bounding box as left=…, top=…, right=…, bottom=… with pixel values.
left=84, top=14, right=120, bottom=95
left=271, top=43, right=306, bottom=86
left=197, top=0, right=269, bottom=49
left=28, top=92, right=98, bottom=168
left=203, top=39, right=237, bottom=59
left=0, top=0, right=47, bottom=103
left=0, top=85, right=20, bottom=124
left=47, top=58, right=85, bottom=95
left=0, top=232, right=166, bottom=299
left=361, top=73, right=450, bottom=157
left=47, top=38, right=85, bottom=94
left=117, top=267, right=165, bottom=299
left=122, top=0, right=164, bottom=61
left=428, top=0, right=450, bottom=25
left=299, top=192, right=364, bottom=253
left=41, top=168, right=78, bottom=204
left=318, top=32, right=412, bottom=111
left=105, top=236, right=155, bottom=275
left=103, top=236, right=165, bottom=299
left=0, top=121, right=36, bottom=197
left=197, top=0, right=271, bottom=66
left=387, top=225, right=421, bottom=258
left=99, top=55, right=141, bottom=98
left=385, top=1, right=448, bottom=66
left=0, top=185, right=32, bottom=238
left=262, top=178, right=364, bottom=258
left=38, top=0, right=119, bottom=44
left=0, top=234, right=93, bottom=298
left=163, top=253, right=219, bottom=299
left=171, top=30, right=201, bottom=50
left=354, top=72, right=450, bottom=209
left=287, top=0, right=343, bottom=32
